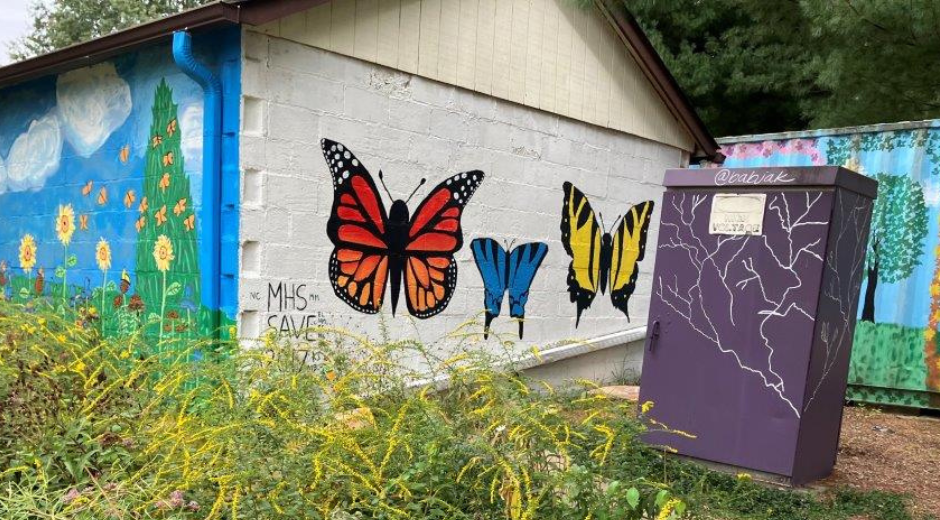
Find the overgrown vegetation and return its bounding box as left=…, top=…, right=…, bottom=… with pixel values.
left=0, top=302, right=926, bottom=519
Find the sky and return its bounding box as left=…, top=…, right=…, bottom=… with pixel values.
left=0, top=0, right=33, bottom=66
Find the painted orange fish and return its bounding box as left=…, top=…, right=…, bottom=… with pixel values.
left=119, top=145, right=130, bottom=164
left=151, top=135, right=163, bottom=148
left=97, top=187, right=108, bottom=206
left=124, top=190, right=136, bottom=208
left=159, top=173, right=171, bottom=192
left=183, top=214, right=195, bottom=232
left=135, top=216, right=146, bottom=233
left=155, top=205, right=168, bottom=226
left=79, top=214, right=89, bottom=230
left=162, top=152, right=174, bottom=167
left=81, top=180, right=93, bottom=197
left=139, top=196, right=149, bottom=214
left=173, top=197, right=187, bottom=216
left=166, top=118, right=178, bottom=137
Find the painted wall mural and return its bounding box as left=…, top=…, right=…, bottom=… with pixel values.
left=712, top=127, right=940, bottom=407
left=0, top=37, right=238, bottom=342
left=470, top=238, right=548, bottom=339
left=321, top=138, right=484, bottom=319
left=560, top=182, right=654, bottom=326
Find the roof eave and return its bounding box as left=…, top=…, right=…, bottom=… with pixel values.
left=0, top=2, right=243, bottom=90
left=595, top=0, right=721, bottom=162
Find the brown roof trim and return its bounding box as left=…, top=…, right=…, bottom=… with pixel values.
left=0, top=2, right=242, bottom=89
left=595, top=0, right=722, bottom=162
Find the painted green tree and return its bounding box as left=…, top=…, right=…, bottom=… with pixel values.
left=135, top=79, right=201, bottom=339
left=862, top=173, right=927, bottom=322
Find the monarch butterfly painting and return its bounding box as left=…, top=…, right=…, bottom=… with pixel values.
left=124, top=190, right=136, bottom=208
left=139, top=196, right=149, bottom=214
left=166, top=118, right=178, bottom=136
left=119, top=145, right=130, bottom=164
left=81, top=181, right=93, bottom=197
left=135, top=216, right=146, bottom=233
left=162, top=152, right=174, bottom=167
left=97, top=187, right=108, bottom=206
left=79, top=214, right=89, bottom=231
left=159, top=173, right=170, bottom=191
left=152, top=135, right=163, bottom=148
left=321, top=138, right=484, bottom=318
left=183, top=214, right=195, bottom=232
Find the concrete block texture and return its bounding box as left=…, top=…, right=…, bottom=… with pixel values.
left=240, top=31, right=684, bottom=369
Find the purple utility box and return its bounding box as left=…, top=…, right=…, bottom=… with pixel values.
left=639, top=166, right=876, bottom=485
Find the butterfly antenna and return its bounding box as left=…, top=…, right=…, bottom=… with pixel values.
left=609, top=214, right=624, bottom=233
left=405, top=178, right=427, bottom=203
left=377, top=171, right=394, bottom=201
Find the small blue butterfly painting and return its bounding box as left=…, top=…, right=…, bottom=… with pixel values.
left=470, top=238, right=549, bottom=339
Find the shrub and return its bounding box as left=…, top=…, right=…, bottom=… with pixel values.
left=0, top=302, right=684, bottom=519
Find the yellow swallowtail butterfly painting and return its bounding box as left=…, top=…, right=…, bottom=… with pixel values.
left=560, top=182, right=654, bottom=326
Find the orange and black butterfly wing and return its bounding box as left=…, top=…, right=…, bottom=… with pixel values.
left=322, top=139, right=391, bottom=313
left=403, top=171, right=485, bottom=318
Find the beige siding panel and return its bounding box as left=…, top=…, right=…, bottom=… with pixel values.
left=538, top=5, right=557, bottom=114
left=455, top=0, right=478, bottom=89
left=523, top=0, right=543, bottom=107
left=566, top=7, right=586, bottom=121
left=305, top=3, right=333, bottom=48
left=398, top=0, right=421, bottom=73
left=330, top=0, right=356, bottom=54
left=592, top=13, right=612, bottom=128
left=252, top=0, right=696, bottom=151
left=418, top=0, right=442, bottom=77
left=437, top=0, right=460, bottom=85
left=473, top=0, right=496, bottom=94
left=355, top=0, right=380, bottom=62
left=508, top=0, right=529, bottom=104
left=490, top=0, right=514, bottom=99
left=376, top=0, right=401, bottom=67
left=553, top=5, right=573, bottom=119
left=279, top=12, right=306, bottom=43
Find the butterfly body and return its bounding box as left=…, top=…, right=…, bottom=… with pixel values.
left=322, top=139, right=484, bottom=318
left=560, top=182, right=654, bottom=326
left=471, top=238, right=548, bottom=339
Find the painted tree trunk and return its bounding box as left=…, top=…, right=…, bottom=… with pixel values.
left=861, top=263, right=878, bottom=322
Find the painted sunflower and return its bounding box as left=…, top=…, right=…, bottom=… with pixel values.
left=96, top=238, right=112, bottom=272
left=19, top=234, right=37, bottom=273
left=55, top=204, right=76, bottom=246
left=153, top=235, right=175, bottom=272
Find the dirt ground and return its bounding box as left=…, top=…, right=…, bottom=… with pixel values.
left=594, top=387, right=940, bottom=516
left=821, top=406, right=940, bottom=517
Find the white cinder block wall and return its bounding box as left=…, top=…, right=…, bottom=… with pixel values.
left=238, top=28, right=686, bottom=374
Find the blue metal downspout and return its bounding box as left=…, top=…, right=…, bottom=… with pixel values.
left=172, top=30, right=222, bottom=337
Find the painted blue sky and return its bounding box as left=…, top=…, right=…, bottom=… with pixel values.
left=0, top=44, right=205, bottom=295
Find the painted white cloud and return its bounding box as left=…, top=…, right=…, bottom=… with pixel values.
left=56, top=62, right=132, bottom=157
left=180, top=102, right=204, bottom=175
left=0, top=154, right=7, bottom=195
left=5, top=110, right=62, bottom=192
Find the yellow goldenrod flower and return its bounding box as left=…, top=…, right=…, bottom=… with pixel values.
left=153, top=235, right=175, bottom=272
left=55, top=204, right=76, bottom=246
left=736, top=472, right=752, bottom=481
left=641, top=400, right=654, bottom=415
left=19, top=234, right=37, bottom=273
left=95, top=238, right=112, bottom=271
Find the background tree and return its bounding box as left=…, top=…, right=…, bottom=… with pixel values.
left=861, top=173, right=927, bottom=322
left=621, top=0, right=819, bottom=136
left=9, top=0, right=203, bottom=61
left=621, top=0, right=940, bottom=136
